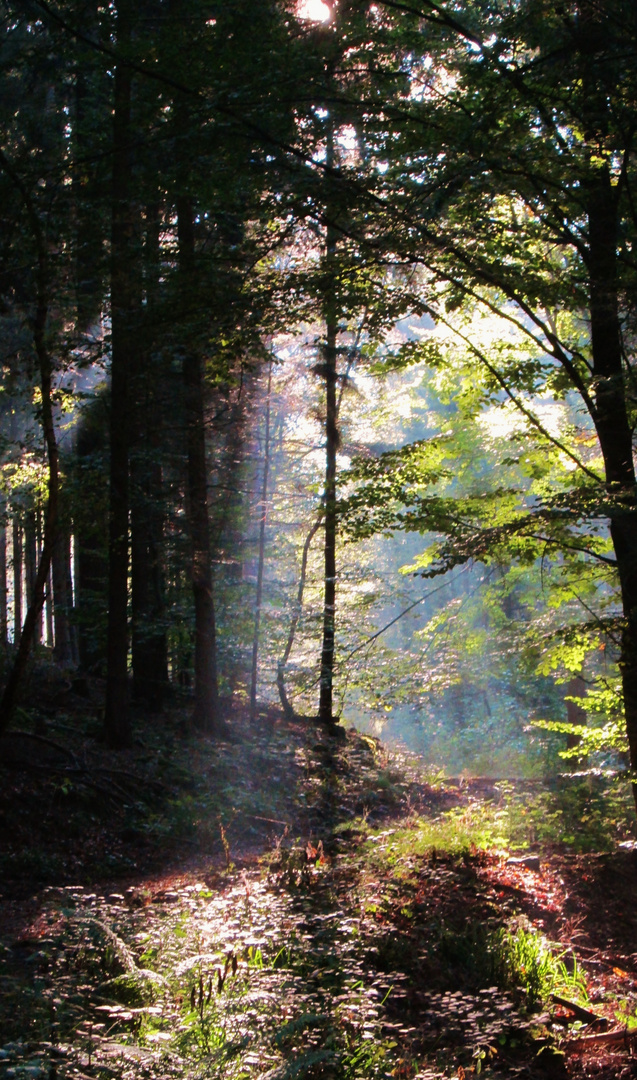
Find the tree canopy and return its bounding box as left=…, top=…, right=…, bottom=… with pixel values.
left=0, top=0, right=636, bottom=802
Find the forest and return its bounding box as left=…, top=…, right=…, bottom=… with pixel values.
left=2, top=1, right=637, bottom=1078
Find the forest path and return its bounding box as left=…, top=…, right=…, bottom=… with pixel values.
left=2, top=707, right=637, bottom=1080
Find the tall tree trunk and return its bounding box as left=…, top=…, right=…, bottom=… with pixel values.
left=277, top=510, right=324, bottom=718
left=52, top=525, right=77, bottom=667
left=172, top=560, right=192, bottom=687
left=0, top=151, right=60, bottom=734
left=24, top=510, right=40, bottom=648
left=104, top=0, right=137, bottom=747
left=74, top=70, right=102, bottom=333
left=177, top=197, right=220, bottom=733
left=130, top=206, right=168, bottom=710
left=12, top=518, right=22, bottom=643
left=318, top=185, right=339, bottom=727
left=46, top=566, right=54, bottom=649
left=72, top=0, right=105, bottom=336
left=250, top=362, right=272, bottom=720
left=131, top=452, right=168, bottom=710
left=75, top=431, right=108, bottom=674
left=318, top=316, right=338, bottom=726
left=586, top=171, right=637, bottom=810
left=0, top=520, right=7, bottom=647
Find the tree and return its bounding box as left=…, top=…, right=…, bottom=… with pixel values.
left=273, top=0, right=416, bottom=725
left=249, top=361, right=273, bottom=720
left=0, top=5, right=76, bottom=733
left=104, top=0, right=137, bottom=748
left=333, top=0, right=637, bottom=795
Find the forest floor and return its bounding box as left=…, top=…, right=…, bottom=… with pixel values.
left=2, top=681, right=637, bottom=1080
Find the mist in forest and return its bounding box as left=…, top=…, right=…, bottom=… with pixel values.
left=0, top=0, right=628, bottom=787
left=238, top=338, right=567, bottom=780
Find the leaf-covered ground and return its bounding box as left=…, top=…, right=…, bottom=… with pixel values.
left=2, top=697, right=637, bottom=1080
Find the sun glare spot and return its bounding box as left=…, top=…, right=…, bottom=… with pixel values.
left=297, top=0, right=331, bottom=22
left=336, top=124, right=357, bottom=150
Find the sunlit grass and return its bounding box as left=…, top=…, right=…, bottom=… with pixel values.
left=353, top=773, right=636, bottom=865
left=362, top=801, right=511, bottom=865
left=488, top=925, right=589, bottom=1007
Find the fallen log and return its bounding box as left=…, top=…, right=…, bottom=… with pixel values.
left=550, top=994, right=607, bottom=1027
left=564, top=1028, right=635, bottom=1053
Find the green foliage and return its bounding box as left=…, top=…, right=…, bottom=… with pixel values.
left=430, top=921, right=586, bottom=1008
left=335, top=341, right=625, bottom=775
left=363, top=772, right=636, bottom=862
left=487, top=926, right=588, bottom=1007
left=500, top=780, right=636, bottom=853
left=364, top=804, right=511, bottom=866
left=531, top=718, right=627, bottom=761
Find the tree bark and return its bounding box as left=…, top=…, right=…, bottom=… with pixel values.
left=52, top=524, right=78, bottom=667
left=177, top=197, right=220, bottom=733
left=0, top=152, right=59, bottom=735
left=75, top=419, right=109, bottom=673
left=318, top=151, right=340, bottom=728
left=130, top=205, right=168, bottom=710
left=250, top=362, right=272, bottom=720
left=318, top=311, right=338, bottom=726
left=0, top=520, right=7, bottom=647
left=277, top=510, right=324, bottom=718
left=24, top=510, right=40, bottom=647
left=46, top=566, right=54, bottom=649
left=585, top=170, right=637, bottom=809
left=130, top=451, right=168, bottom=710
left=74, top=66, right=103, bottom=333
left=12, top=518, right=22, bottom=644
left=104, top=0, right=137, bottom=747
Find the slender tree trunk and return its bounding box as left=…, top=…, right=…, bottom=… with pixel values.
left=24, top=510, right=40, bottom=647
left=0, top=520, right=7, bottom=647
left=75, top=438, right=108, bottom=673
left=73, top=3, right=105, bottom=336
left=0, top=151, right=60, bottom=735
left=130, top=205, right=168, bottom=710
left=130, top=482, right=151, bottom=700
left=250, top=362, right=272, bottom=720
left=318, top=323, right=338, bottom=726
left=52, top=525, right=77, bottom=667
left=46, top=566, right=54, bottom=649
left=318, top=190, right=339, bottom=727
left=131, top=454, right=168, bottom=710
left=585, top=171, right=637, bottom=810
left=12, top=518, right=22, bottom=643
left=177, top=197, right=220, bottom=733
left=173, top=561, right=192, bottom=687
left=277, top=510, right=324, bottom=718
left=104, top=0, right=136, bottom=747
left=36, top=510, right=45, bottom=646
left=74, top=74, right=101, bottom=332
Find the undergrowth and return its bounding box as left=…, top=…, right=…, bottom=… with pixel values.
left=488, top=925, right=588, bottom=1006
left=2, top=716, right=636, bottom=1080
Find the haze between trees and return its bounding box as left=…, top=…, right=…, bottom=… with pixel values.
left=0, top=0, right=635, bottom=798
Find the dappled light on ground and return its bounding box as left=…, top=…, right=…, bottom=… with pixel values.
left=2, top=716, right=637, bottom=1079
